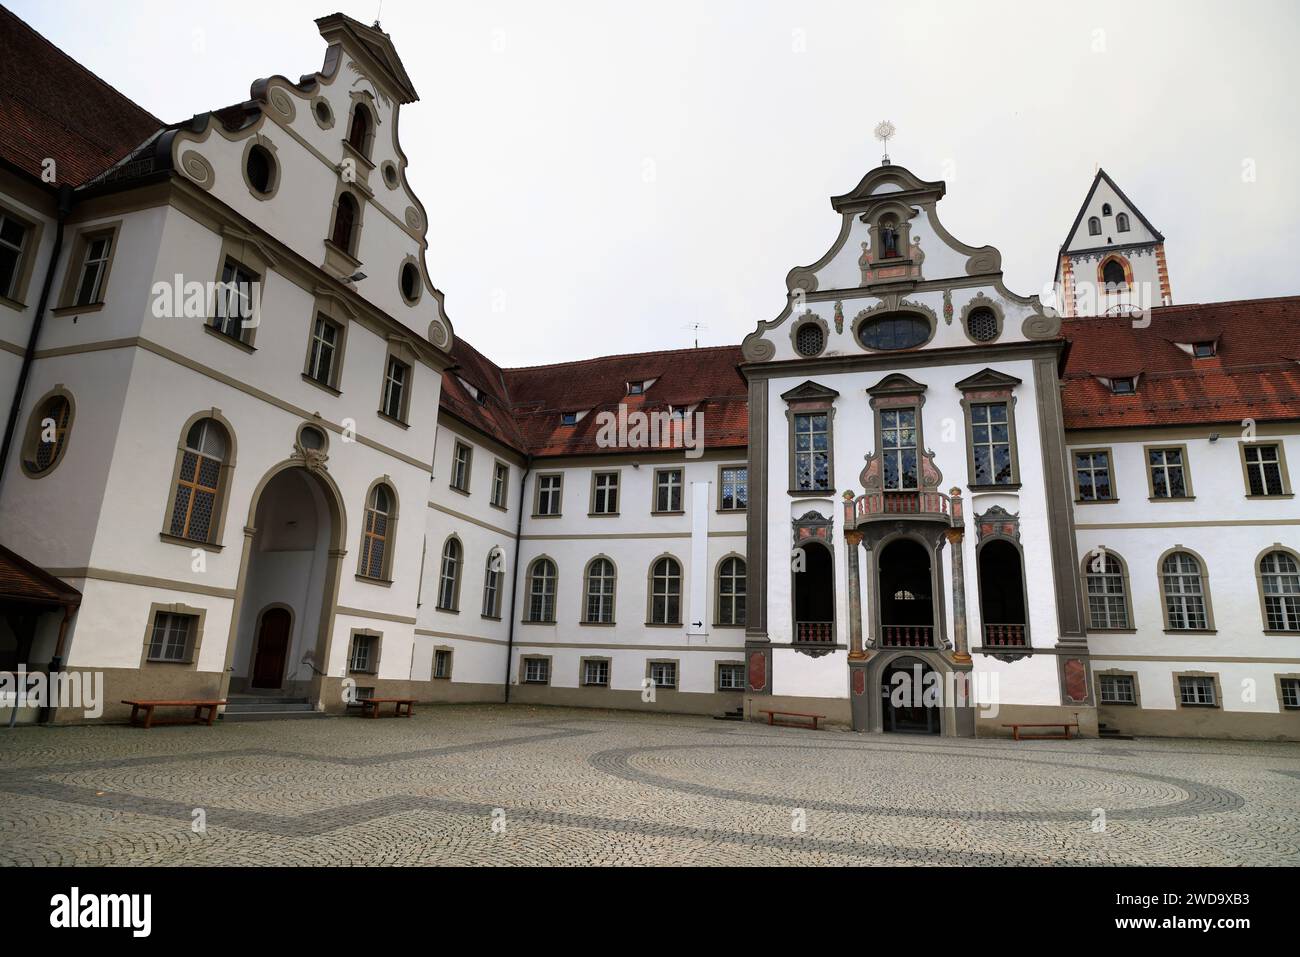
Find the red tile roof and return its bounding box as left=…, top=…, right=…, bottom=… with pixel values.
left=0, top=543, right=81, bottom=608
left=1061, top=296, right=1300, bottom=429
left=0, top=5, right=162, bottom=188
left=442, top=342, right=749, bottom=457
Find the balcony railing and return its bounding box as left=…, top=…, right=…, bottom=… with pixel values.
left=849, top=489, right=953, bottom=526
left=983, top=623, right=1027, bottom=647
left=795, top=621, right=834, bottom=644
left=880, top=625, right=934, bottom=648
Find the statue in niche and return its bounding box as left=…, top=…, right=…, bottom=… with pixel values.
left=880, top=220, right=900, bottom=258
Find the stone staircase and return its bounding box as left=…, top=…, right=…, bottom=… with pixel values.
left=220, top=693, right=326, bottom=722
left=1098, top=721, right=1134, bottom=741
left=713, top=705, right=744, bottom=722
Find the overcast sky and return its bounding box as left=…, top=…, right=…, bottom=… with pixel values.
left=14, top=0, right=1299, bottom=366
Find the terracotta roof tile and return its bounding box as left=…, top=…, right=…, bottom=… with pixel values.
left=0, top=5, right=162, bottom=187
left=0, top=543, right=81, bottom=607
left=1062, top=296, right=1300, bottom=429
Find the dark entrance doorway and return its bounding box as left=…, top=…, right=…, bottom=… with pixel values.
left=880, top=657, right=940, bottom=734
left=878, top=538, right=934, bottom=648
left=251, top=607, right=291, bottom=689
left=977, top=539, right=1028, bottom=648
left=793, top=541, right=835, bottom=644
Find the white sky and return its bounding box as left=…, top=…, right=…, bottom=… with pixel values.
left=13, top=0, right=1300, bottom=366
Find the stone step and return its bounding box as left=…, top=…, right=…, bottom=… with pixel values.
left=220, top=708, right=327, bottom=723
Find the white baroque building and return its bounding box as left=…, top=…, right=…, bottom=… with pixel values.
left=1, top=9, right=1296, bottom=739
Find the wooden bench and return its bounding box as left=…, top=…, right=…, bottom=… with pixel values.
left=122, top=699, right=225, bottom=729
left=357, top=697, right=415, bottom=719
left=759, top=709, right=824, bottom=730
left=1002, top=722, right=1078, bottom=741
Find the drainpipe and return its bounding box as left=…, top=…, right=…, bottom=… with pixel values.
left=0, top=184, right=74, bottom=501
left=502, top=455, right=531, bottom=703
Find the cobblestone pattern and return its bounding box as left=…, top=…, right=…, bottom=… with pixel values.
left=1, top=705, right=1297, bottom=866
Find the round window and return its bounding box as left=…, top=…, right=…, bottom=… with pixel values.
left=246, top=145, right=275, bottom=195
left=299, top=425, right=326, bottom=452
left=400, top=262, right=421, bottom=303
left=313, top=99, right=333, bottom=128
left=794, top=322, right=824, bottom=357
left=382, top=162, right=399, bottom=189
left=966, top=307, right=998, bottom=342
left=857, top=314, right=930, bottom=351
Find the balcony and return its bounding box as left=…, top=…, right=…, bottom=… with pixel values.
left=794, top=621, right=837, bottom=657
left=847, top=489, right=954, bottom=528
left=880, top=625, right=934, bottom=648
left=983, top=623, right=1027, bottom=648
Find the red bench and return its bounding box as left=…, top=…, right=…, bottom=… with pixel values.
left=358, top=697, right=415, bottom=719
left=122, top=699, right=225, bottom=729
left=1002, top=722, right=1078, bottom=741
left=759, top=709, right=825, bottom=730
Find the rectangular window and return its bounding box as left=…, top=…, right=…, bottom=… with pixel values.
left=793, top=412, right=831, bottom=491
left=649, top=661, right=677, bottom=689
left=307, top=315, right=341, bottom=386
left=1149, top=447, right=1189, bottom=498
left=717, top=663, right=745, bottom=691
left=1281, top=678, right=1300, bottom=710
left=523, top=657, right=550, bottom=685
left=482, top=561, right=500, bottom=618
left=1110, top=377, right=1136, bottom=395
left=1244, top=444, right=1286, bottom=496
left=451, top=441, right=472, bottom=492
left=1098, top=674, right=1136, bottom=704
left=433, top=649, right=451, bottom=679
left=535, top=474, right=563, bottom=516
left=591, top=471, right=619, bottom=515
left=1178, top=675, right=1217, bottom=707
left=720, top=466, right=748, bottom=511
left=381, top=356, right=409, bottom=421
left=211, top=258, right=258, bottom=341
left=491, top=462, right=509, bottom=508
left=349, top=633, right=378, bottom=674
left=0, top=213, right=28, bottom=300
left=970, top=402, right=1013, bottom=485
left=74, top=233, right=112, bottom=306
left=880, top=408, right=918, bottom=490
left=147, top=612, right=195, bottom=663
left=582, top=659, right=610, bottom=687
left=654, top=468, right=683, bottom=513
left=1074, top=450, right=1115, bottom=501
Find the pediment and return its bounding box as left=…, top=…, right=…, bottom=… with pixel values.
left=780, top=380, right=840, bottom=402
left=830, top=164, right=946, bottom=214
left=865, top=372, right=927, bottom=398
left=954, top=368, right=1023, bottom=391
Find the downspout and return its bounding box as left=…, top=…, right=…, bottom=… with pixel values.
left=502, top=454, right=531, bottom=703
left=0, top=184, right=74, bottom=500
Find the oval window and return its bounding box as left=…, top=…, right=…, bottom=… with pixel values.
left=857, top=314, right=930, bottom=351
left=246, top=145, right=275, bottom=195
left=400, top=262, right=420, bottom=303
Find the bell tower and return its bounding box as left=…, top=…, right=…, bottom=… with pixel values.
left=1054, top=169, right=1172, bottom=317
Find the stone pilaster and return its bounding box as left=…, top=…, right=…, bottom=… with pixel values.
left=845, top=529, right=866, bottom=661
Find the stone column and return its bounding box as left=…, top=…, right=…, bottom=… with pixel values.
left=947, top=488, right=971, bottom=664
left=845, top=530, right=866, bottom=660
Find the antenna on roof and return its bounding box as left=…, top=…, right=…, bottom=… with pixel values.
left=684, top=322, right=707, bottom=349
left=874, top=121, right=896, bottom=166
left=374, top=0, right=383, bottom=28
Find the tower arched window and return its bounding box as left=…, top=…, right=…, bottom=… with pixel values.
left=1116, top=213, right=1130, bottom=232
left=436, top=536, right=462, bottom=611
left=525, top=558, right=557, bottom=623
left=166, top=417, right=231, bottom=545
left=359, top=483, right=396, bottom=580
left=1102, top=203, right=1112, bottom=216
left=649, top=556, right=682, bottom=625
left=1102, top=259, right=1127, bottom=288
left=347, top=103, right=373, bottom=158
left=1088, top=216, right=1102, bottom=236
left=332, top=193, right=359, bottom=256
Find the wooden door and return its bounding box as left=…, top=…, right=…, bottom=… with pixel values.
left=251, top=607, right=291, bottom=688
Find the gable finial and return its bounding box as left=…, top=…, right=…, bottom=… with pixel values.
left=873, top=121, right=896, bottom=166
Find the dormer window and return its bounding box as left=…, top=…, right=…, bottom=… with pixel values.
left=627, top=381, right=644, bottom=396
left=1088, top=216, right=1102, bottom=236
left=1102, top=203, right=1112, bottom=216
left=561, top=412, right=578, bottom=426
left=347, top=103, right=373, bottom=159
left=1110, top=377, right=1136, bottom=396
left=1193, top=342, right=1216, bottom=358
left=1116, top=213, right=1131, bottom=232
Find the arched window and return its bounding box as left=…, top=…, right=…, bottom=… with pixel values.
left=716, top=556, right=746, bottom=626
left=347, top=102, right=373, bottom=158
left=1102, top=259, right=1127, bottom=288
left=1259, top=550, right=1300, bottom=632
left=1102, top=203, right=1112, bottom=216
left=1161, top=551, right=1209, bottom=630
left=1085, top=551, right=1130, bottom=629
left=582, top=557, right=616, bottom=624
left=167, top=417, right=230, bottom=544
left=1088, top=216, right=1101, bottom=236
left=359, top=483, right=395, bottom=580
left=1116, top=212, right=1130, bottom=232
left=857, top=313, right=931, bottom=351
left=525, top=558, right=557, bottom=623
left=649, top=556, right=682, bottom=625
left=436, top=537, right=461, bottom=611
left=482, top=548, right=503, bottom=618
left=21, top=391, right=73, bottom=476
left=331, top=192, right=358, bottom=256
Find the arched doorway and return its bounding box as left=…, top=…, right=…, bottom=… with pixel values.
left=977, top=539, right=1029, bottom=649
left=224, top=464, right=345, bottom=705
left=880, top=655, right=940, bottom=734
left=793, top=541, right=835, bottom=644
left=877, top=538, right=935, bottom=648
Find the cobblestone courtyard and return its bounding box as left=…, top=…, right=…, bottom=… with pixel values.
left=1, top=704, right=1298, bottom=866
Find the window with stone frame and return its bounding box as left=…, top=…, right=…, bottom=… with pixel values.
left=523, top=657, right=550, bottom=684
left=1281, top=678, right=1300, bottom=710
left=591, top=471, right=619, bottom=514
left=719, top=466, right=747, bottom=511
left=0, top=211, right=29, bottom=301
left=880, top=407, right=919, bottom=490
left=654, top=468, right=683, bottom=513
left=1098, top=673, right=1136, bottom=704
left=717, top=662, right=745, bottom=691
left=1243, top=444, right=1287, bottom=497
left=1074, top=449, right=1115, bottom=501
left=1148, top=447, right=1190, bottom=498
left=490, top=462, right=509, bottom=508
left=306, top=314, right=343, bottom=388
left=359, top=484, right=396, bottom=580
left=1162, top=551, right=1209, bottom=630
left=535, top=473, right=563, bottom=516
left=210, top=257, right=258, bottom=343
left=783, top=382, right=838, bottom=494
left=716, top=556, right=746, bottom=626
left=582, top=658, right=610, bottom=687
left=147, top=612, right=197, bottom=663
left=450, top=441, right=472, bottom=492
left=436, top=537, right=461, bottom=611
left=168, top=417, right=229, bottom=544
left=433, top=649, right=452, bottom=679
left=649, top=556, right=682, bottom=625
left=349, top=633, right=379, bottom=674
left=1086, top=552, right=1130, bottom=629
left=381, top=355, right=410, bottom=422
left=649, top=660, right=678, bottom=688
left=1178, top=675, right=1217, bottom=707
left=525, top=558, right=557, bottom=622
left=1259, top=550, right=1300, bottom=632
left=583, top=558, right=616, bottom=624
